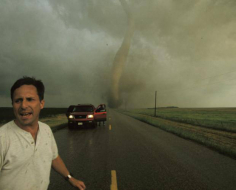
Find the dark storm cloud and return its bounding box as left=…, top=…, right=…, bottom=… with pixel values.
left=0, top=0, right=236, bottom=108
left=48, top=0, right=127, bottom=37
left=0, top=0, right=114, bottom=107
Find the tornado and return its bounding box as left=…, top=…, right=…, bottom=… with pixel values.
left=108, top=0, right=135, bottom=108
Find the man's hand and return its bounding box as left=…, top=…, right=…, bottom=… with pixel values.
left=52, top=156, right=86, bottom=189
left=69, top=177, right=86, bottom=190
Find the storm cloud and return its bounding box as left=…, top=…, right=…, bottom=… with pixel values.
left=0, top=0, right=236, bottom=108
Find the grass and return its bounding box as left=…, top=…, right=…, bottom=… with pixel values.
left=128, top=108, right=236, bottom=133
left=40, top=114, right=68, bottom=132
left=118, top=108, right=236, bottom=159
left=40, top=114, right=67, bottom=128
left=0, top=107, right=68, bottom=128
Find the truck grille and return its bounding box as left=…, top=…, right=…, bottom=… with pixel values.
left=74, top=115, right=87, bottom=119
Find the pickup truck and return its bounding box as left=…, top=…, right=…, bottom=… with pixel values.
left=66, top=104, right=107, bottom=129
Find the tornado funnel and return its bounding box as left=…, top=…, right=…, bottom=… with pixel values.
left=108, top=0, right=135, bottom=108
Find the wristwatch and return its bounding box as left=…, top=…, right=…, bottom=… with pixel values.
left=65, top=173, right=73, bottom=181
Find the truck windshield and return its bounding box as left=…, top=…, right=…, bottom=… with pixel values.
left=73, top=106, right=94, bottom=112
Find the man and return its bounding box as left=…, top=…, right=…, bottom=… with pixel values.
left=97, top=104, right=106, bottom=126
left=0, top=77, right=86, bottom=190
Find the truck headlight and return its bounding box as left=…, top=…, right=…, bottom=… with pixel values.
left=88, top=115, right=94, bottom=118
left=69, top=115, right=74, bottom=119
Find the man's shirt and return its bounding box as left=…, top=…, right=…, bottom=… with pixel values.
left=0, top=121, right=58, bottom=190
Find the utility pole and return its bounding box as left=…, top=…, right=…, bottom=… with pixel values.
left=154, top=91, right=157, bottom=117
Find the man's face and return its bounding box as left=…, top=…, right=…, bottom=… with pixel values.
left=13, top=85, right=45, bottom=128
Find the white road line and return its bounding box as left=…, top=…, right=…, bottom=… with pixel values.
left=110, top=170, right=118, bottom=190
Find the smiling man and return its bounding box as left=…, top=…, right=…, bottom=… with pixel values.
left=0, top=77, right=86, bottom=190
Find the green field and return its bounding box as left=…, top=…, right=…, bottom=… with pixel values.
left=0, top=107, right=67, bottom=126
left=126, top=107, right=236, bottom=133
left=118, top=107, right=236, bottom=159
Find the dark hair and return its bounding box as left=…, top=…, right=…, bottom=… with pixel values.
left=11, top=76, right=45, bottom=102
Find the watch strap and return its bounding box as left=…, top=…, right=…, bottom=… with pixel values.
left=65, top=173, right=73, bottom=181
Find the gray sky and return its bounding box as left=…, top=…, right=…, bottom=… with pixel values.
left=0, top=0, right=236, bottom=108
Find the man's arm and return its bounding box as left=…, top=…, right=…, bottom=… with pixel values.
left=52, top=155, right=86, bottom=190
left=0, top=134, right=6, bottom=172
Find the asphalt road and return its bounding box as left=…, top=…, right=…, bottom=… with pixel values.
left=48, top=109, right=236, bottom=190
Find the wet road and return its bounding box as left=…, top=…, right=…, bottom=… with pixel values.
left=48, top=109, right=236, bottom=190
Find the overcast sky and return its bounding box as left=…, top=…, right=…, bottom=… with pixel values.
left=0, top=0, right=236, bottom=108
